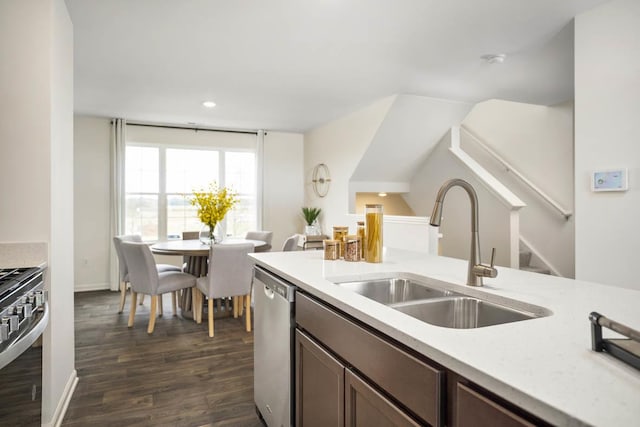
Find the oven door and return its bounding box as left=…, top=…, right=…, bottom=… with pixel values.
left=0, top=302, right=49, bottom=426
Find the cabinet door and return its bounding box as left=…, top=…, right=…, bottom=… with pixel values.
left=345, top=369, right=422, bottom=427
left=457, top=383, right=535, bottom=427
left=296, top=330, right=345, bottom=427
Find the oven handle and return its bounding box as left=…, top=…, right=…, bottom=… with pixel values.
left=0, top=302, right=49, bottom=370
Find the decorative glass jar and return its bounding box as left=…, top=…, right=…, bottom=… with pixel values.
left=332, top=226, right=349, bottom=258
left=323, top=240, right=339, bottom=260
left=365, top=204, right=383, bottom=263
left=344, top=235, right=361, bottom=262
left=356, top=221, right=365, bottom=260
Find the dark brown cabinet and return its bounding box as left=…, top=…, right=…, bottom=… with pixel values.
left=295, top=290, right=549, bottom=427
left=296, top=292, right=443, bottom=426
left=296, top=329, right=422, bottom=427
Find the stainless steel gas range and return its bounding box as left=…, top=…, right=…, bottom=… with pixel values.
left=0, top=264, right=49, bottom=426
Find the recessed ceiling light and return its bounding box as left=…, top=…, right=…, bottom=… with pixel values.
left=202, top=101, right=216, bottom=108
left=481, top=54, right=506, bottom=64
left=378, top=192, right=388, bottom=197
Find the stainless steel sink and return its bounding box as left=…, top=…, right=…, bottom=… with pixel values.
left=337, top=277, right=459, bottom=304
left=391, top=297, right=537, bottom=329
left=334, top=275, right=550, bottom=329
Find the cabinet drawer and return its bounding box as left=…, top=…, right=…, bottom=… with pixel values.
left=456, top=383, right=535, bottom=427
left=297, top=293, right=444, bottom=426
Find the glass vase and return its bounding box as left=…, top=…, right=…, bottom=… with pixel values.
left=199, top=223, right=218, bottom=245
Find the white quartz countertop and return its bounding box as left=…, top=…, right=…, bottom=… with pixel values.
left=250, top=248, right=640, bottom=427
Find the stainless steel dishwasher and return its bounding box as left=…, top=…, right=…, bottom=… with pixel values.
left=253, top=266, right=296, bottom=427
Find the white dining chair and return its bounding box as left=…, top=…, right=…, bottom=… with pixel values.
left=120, top=241, right=197, bottom=334
left=192, top=243, right=254, bottom=337
left=113, top=235, right=181, bottom=314
left=245, top=230, right=273, bottom=252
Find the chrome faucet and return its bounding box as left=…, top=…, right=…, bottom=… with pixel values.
left=429, top=179, right=497, bottom=286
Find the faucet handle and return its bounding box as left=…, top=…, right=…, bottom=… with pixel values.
left=473, top=248, right=498, bottom=279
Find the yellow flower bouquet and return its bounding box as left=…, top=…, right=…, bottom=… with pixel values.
left=190, top=182, right=238, bottom=243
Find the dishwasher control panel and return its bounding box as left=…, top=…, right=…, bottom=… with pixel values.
left=254, top=267, right=296, bottom=302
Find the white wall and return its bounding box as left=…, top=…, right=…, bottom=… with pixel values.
left=0, top=2, right=51, bottom=240
left=461, top=100, right=575, bottom=277
left=575, top=0, right=640, bottom=290
left=351, top=95, right=472, bottom=184
left=405, top=135, right=514, bottom=267
left=47, top=0, right=76, bottom=422
left=74, top=116, right=112, bottom=290
left=0, top=0, right=76, bottom=425
left=463, top=100, right=574, bottom=208
left=304, top=96, right=395, bottom=233
left=73, top=121, right=303, bottom=286
left=305, top=96, right=446, bottom=253
left=262, top=131, right=304, bottom=250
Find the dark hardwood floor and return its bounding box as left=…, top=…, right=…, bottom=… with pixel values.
left=63, top=291, right=264, bottom=427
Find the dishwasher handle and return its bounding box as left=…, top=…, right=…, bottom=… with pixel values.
left=263, top=285, right=275, bottom=300
left=254, top=266, right=296, bottom=302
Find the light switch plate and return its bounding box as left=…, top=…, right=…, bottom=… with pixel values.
left=591, top=169, right=628, bottom=192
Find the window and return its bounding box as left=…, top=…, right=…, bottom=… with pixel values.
left=124, top=128, right=257, bottom=242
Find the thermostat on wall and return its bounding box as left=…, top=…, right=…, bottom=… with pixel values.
left=591, top=169, right=628, bottom=192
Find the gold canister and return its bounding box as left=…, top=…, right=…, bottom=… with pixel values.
left=332, top=226, right=349, bottom=258
left=365, top=204, right=383, bottom=263
left=323, top=240, right=339, bottom=260
left=356, top=221, right=365, bottom=260
left=344, top=235, right=361, bottom=262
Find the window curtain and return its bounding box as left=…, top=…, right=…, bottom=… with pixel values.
left=109, top=118, right=126, bottom=291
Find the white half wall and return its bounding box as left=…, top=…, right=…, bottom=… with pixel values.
left=575, top=0, right=640, bottom=290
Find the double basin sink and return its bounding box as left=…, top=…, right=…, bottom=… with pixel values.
left=334, top=275, right=551, bottom=329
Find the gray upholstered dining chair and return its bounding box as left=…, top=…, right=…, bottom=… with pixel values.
left=113, top=235, right=181, bottom=313
left=192, top=243, right=254, bottom=337
left=181, top=231, right=200, bottom=271
left=120, top=241, right=197, bottom=334
left=182, top=231, right=199, bottom=240
left=281, top=234, right=299, bottom=251
left=245, top=230, right=273, bottom=252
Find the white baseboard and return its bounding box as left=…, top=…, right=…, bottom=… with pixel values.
left=74, top=282, right=110, bottom=292
left=43, top=369, right=78, bottom=427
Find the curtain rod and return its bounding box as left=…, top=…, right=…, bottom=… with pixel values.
left=124, top=121, right=260, bottom=136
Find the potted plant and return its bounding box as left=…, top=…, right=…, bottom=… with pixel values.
left=301, top=207, right=321, bottom=235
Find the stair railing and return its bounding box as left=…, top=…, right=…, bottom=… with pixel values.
left=460, top=125, right=572, bottom=220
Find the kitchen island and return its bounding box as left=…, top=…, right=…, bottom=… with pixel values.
left=250, top=248, right=640, bottom=427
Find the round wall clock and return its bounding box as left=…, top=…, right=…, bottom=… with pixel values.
left=312, top=163, right=331, bottom=198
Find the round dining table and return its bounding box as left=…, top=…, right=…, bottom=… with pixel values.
left=151, top=238, right=266, bottom=319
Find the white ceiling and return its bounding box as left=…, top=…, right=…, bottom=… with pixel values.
left=66, top=0, right=608, bottom=133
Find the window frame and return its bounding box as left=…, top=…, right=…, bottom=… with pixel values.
left=124, top=140, right=258, bottom=242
